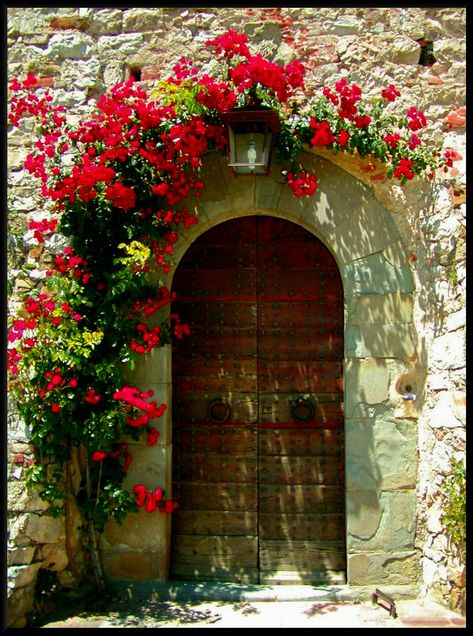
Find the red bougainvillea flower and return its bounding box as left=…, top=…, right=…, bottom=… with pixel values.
left=309, top=119, right=335, bottom=146
left=123, top=451, right=132, bottom=472
left=286, top=171, right=318, bottom=197
left=338, top=129, right=350, bottom=147
left=205, top=28, right=251, bottom=60
left=160, top=500, right=178, bottom=514
left=85, top=388, right=101, bottom=404
left=384, top=133, right=401, bottom=149
left=133, top=484, right=147, bottom=507
left=443, top=150, right=459, bottom=167
left=354, top=114, right=371, bottom=129
left=105, top=182, right=137, bottom=211
left=145, top=491, right=158, bottom=512
left=28, top=217, right=58, bottom=244
left=381, top=83, right=401, bottom=102
left=406, top=107, right=427, bottom=131
left=92, top=451, right=107, bottom=462
left=408, top=134, right=422, bottom=150
left=147, top=427, right=160, bottom=446
left=393, top=157, right=415, bottom=180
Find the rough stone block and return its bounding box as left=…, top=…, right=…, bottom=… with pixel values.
left=429, top=391, right=465, bottom=428
left=430, top=332, right=465, bottom=370
left=97, top=33, right=145, bottom=56
left=44, top=32, right=94, bottom=59
left=6, top=583, right=36, bottom=628
left=123, top=8, right=164, bottom=32
left=102, top=549, right=168, bottom=581
left=86, top=9, right=123, bottom=35
left=389, top=35, right=422, bottom=64
left=24, top=513, right=65, bottom=544
left=102, top=507, right=167, bottom=552
left=7, top=545, right=35, bottom=566
left=347, top=490, right=417, bottom=552
left=348, top=550, right=420, bottom=586
left=41, top=544, right=69, bottom=571
left=8, top=481, right=49, bottom=512
left=345, top=358, right=390, bottom=407
left=121, top=443, right=171, bottom=491
left=7, top=563, right=41, bottom=589
left=346, top=419, right=417, bottom=491
left=343, top=253, right=414, bottom=295
left=255, top=172, right=282, bottom=210
left=346, top=293, right=413, bottom=325
left=192, top=152, right=229, bottom=217
left=346, top=324, right=416, bottom=358
left=127, top=345, right=171, bottom=384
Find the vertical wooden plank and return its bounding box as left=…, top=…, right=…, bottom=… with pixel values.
left=256, top=217, right=346, bottom=584
left=171, top=218, right=259, bottom=583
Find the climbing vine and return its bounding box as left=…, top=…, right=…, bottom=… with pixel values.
left=7, top=29, right=452, bottom=584
left=440, top=458, right=466, bottom=563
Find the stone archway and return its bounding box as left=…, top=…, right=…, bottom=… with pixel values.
left=102, top=150, right=421, bottom=594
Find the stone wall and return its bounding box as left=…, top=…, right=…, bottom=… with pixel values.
left=7, top=7, right=466, bottom=627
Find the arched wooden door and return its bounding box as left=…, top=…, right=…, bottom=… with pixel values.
left=170, top=216, right=345, bottom=584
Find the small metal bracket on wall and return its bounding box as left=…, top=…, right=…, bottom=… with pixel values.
left=371, top=588, right=397, bottom=618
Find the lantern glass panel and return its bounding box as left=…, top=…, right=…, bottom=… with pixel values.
left=228, top=122, right=272, bottom=175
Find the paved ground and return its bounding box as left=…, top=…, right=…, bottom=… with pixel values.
left=37, top=584, right=466, bottom=629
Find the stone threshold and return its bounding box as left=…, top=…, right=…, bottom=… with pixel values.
left=107, top=579, right=420, bottom=604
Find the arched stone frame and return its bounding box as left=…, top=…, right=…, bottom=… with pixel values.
left=102, top=150, right=422, bottom=594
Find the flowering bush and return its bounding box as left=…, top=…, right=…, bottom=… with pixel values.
left=7, top=29, right=451, bottom=584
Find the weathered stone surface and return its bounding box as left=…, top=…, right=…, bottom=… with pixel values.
left=44, top=32, right=94, bottom=59
left=24, top=513, right=65, bottom=544
left=102, top=508, right=167, bottom=552
left=102, top=548, right=169, bottom=580
left=8, top=481, right=49, bottom=512
left=346, top=419, right=417, bottom=491
left=59, top=58, right=101, bottom=89
left=388, top=35, right=421, bottom=64
left=6, top=583, right=36, bottom=628
left=429, top=391, right=465, bottom=428
left=97, top=33, right=145, bottom=56
left=348, top=551, right=420, bottom=586
left=123, top=8, right=164, bottom=32
left=40, top=544, right=69, bottom=571
left=7, top=562, right=41, bottom=589
left=346, top=293, right=413, bottom=325
left=125, top=345, right=172, bottom=385
left=430, top=332, right=465, bottom=370
left=7, top=545, right=35, bottom=566
left=345, top=358, right=390, bottom=406
left=86, top=9, right=123, bottom=35
left=348, top=490, right=417, bottom=551
left=343, top=253, right=414, bottom=295
left=346, top=324, right=416, bottom=358
left=121, top=443, right=171, bottom=492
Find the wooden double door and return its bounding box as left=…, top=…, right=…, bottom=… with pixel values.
left=171, top=216, right=345, bottom=584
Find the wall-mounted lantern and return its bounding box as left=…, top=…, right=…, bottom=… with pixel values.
left=221, top=106, right=281, bottom=175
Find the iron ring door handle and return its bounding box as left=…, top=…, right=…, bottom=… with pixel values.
left=207, top=399, right=231, bottom=423
left=290, top=397, right=315, bottom=423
